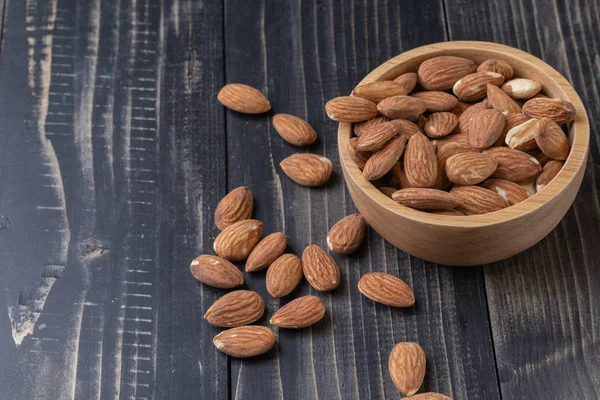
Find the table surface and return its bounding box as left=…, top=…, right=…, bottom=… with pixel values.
left=0, top=0, right=598, bottom=399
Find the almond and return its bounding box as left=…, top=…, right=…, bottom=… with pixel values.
left=388, top=342, right=426, bottom=396
left=536, top=160, right=564, bottom=192
left=417, top=114, right=428, bottom=129
left=450, top=101, right=470, bottom=118
left=245, top=232, right=288, bottom=272
left=406, top=393, right=453, bottom=400
left=477, top=59, right=514, bottom=80
left=456, top=101, right=490, bottom=135
left=391, top=162, right=414, bottom=189
left=431, top=132, right=471, bottom=150
left=466, top=109, right=505, bottom=150
left=217, top=83, right=271, bottom=114
left=272, top=114, right=317, bottom=146
left=213, top=219, right=263, bottom=261
left=417, top=56, right=477, bottom=91
left=280, top=153, right=333, bottom=186
left=378, top=186, right=398, bottom=198
left=502, top=78, right=542, bottom=99
left=429, top=209, right=465, bottom=216
left=522, top=97, right=576, bottom=125
left=450, top=186, right=508, bottom=215
left=393, top=72, right=418, bottom=93
left=434, top=142, right=472, bottom=188
left=411, top=91, right=458, bottom=112
left=213, top=326, right=275, bottom=358
left=446, top=152, right=498, bottom=185
left=394, top=118, right=423, bottom=138
left=392, top=188, right=460, bottom=211
left=453, top=72, right=504, bottom=102
left=483, top=179, right=531, bottom=205
left=204, top=290, right=264, bottom=327
left=484, top=147, right=542, bottom=182
left=353, top=115, right=389, bottom=137
left=327, top=213, right=366, bottom=254
left=377, top=95, right=427, bottom=120
left=363, top=135, right=407, bottom=180
left=356, top=119, right=404, bottom=152
left=487, top=83, right=521, bottom=114
left=495, top=112, right=529, bottom=146
left=214, top=186, right=254, bottom=230
left=424, top=112, right=458, bottom=138
left=358, top=272, right=415, bottom=306
left=535, top=117, right=570, bottom=160
left=325, top=96, right=378, bottom=122
left=520, top=178, right=536, bottom=196
left=270, top=295, right=325, bottom=328
left=190, top=255, right=244, bottom=289
left=528, top=148, right=552, bottom=167
left=266, top=254, right=304, bottom=298
left=348, top=137, right=372, bottom=169
left=302, top=245, right=341, bottom=291
left=352, top=81, right=412, bottom=102
left=404, top=132, right=438, bottom=188
left=505, top=118, right=540, bottom=151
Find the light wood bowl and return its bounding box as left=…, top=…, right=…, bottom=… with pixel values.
left=338, top=41, right=589, bottom=266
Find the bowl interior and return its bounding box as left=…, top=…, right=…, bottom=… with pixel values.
left=338, top=41, right=589, bottom=228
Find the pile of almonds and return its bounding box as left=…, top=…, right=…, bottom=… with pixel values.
left=190, top=83, right=445, bottom=398
left=327, top=56, right=575, bottom=215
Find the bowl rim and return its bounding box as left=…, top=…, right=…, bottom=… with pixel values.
left=338, top=40, right=590, bottom=228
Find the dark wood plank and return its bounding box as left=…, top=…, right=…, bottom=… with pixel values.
left=445, top=0, right=600, bottom=398
left=223, top=1, right=500, bottom=399
left=0, top=0, right=228, bottom=398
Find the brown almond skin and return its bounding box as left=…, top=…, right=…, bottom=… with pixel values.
left=358, top=272, right=415, bottom=307
left=417, top=56, right=477, bottom=91
left=431, top=132, right=472, bottom=151
left=404, top=132, right=438, bottom=188
left=272, top=114, right=317, bottom=146
left=356, top=119, right=404, bottom=152
left=535, top=117, right=570, bottom=160
left=446, top=152, right=498, bottom=185
left=204, top=290, right=265, bottom=328
left=215, top=186, right=254, bottom=230
left=536, top=160, right=564, bottom=192
left=217, top=83, right=271, bottom=114
left=270, top=295, right=325, bottom=328
left=528, top=148, right=552, bottom=167
left=213, top=326, right=275, bottom=358
left=388, top=342, right=427, bottom=396
left=280, top=154, right=333, bottom=186
left=450, top=101, right=470, bottom=118
left=213, top=219, right=263, bottom=262
left=302, top=245, right=340, bottom=291
left=505, top=118, right=539, bottom=151
left=456, top=100, right=490, bottom=136
left=450, top=186, right=508, bottom=215
left=467, top=109, right=505, bottom=150
left=391, top=162, right=414, bottom=189
left=327, top=213, right=366, bottom=254
left=487, top=83, right=521, bottom=114
left=393, top=72, right=418, bottom=93
left=325, top=96, right=378, bottom=122
left=410, top=91, right=458, bottom=112
left=348, top=137, right=372, bottom=169
left=477, top=59, right=514, bottom=80
left=392, top=188, right=460, bottom=211
left=190, top=255, right=244, bottom=289
left=266, top=254, right=303, bottom=298
left=424, top=112, right=458, bottom=138
left=353, top=115, right=389, bottom=137
left=484, top=147, right=542, bottom=182
left=407, top=393, right=453, bottom=400
left=352, top=81, right=411, bottom=102
left=483, top=179, right=531, bottom=206
left=496, top=112, right=529, bottom=146
left=363, top=135, right=407, bottom=181
left=377, top=95, right=427, bottom=120
left=522, top=97, right=576, bottom=125
left=453, top=72, right=504, bottom=102
left=434, top=142, right=473, bottom=189
left=245, top=232, right=288, bottom=272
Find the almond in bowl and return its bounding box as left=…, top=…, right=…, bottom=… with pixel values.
left=335, top=41, right=589, bottom=265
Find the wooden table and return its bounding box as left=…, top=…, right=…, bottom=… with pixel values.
left=0, top=0, right=598, bottom=399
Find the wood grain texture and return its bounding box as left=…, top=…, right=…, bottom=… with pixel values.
left=224, top=0, right=499, bottom=399
left=445, top=0, right=600, bottom=398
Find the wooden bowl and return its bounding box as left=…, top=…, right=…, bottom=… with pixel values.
left=338, top=41, right=589, bottom=266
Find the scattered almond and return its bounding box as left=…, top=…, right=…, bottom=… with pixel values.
left=487, top=83, right=521, bottom=114
left=536, top=160, right=564, bottom=192
left=377, top=95, right=427, bottom=120
left=483, top=179, right=531, bottom=205
left=466, top=109, right=505, bottom=150
left=363, top=135, right=407, bottom=180
left=411, top=91, right=458, bottom=112
left=502, top=78, right=542, bottom=99
left=453, top=72, right=504, bottom=102
left=522, top=97, right=576, bottom=125
left=404, top=132, right=438, bottom=188
left=388, top=342, right=426, bottom=396
left=392, top=188, right=460, bottom=211
left=505, top=118, right=540, bottom=151
left=204, top=290, right=264, bottom=327
left=393, top=72, right=418, bottom=93
left=484, top=147, right=542, bottom=182
left=190, top=255, right=244, bottom=289
left=327, top=213, right=366, bottom=254
left=280, top=153, right=333, bottom=186
left=245, top=232, right=288, bottom=272
left=217, top=83, right=271, bottom=114
left=358, top=272, right=415, bottom=306
left=424, top=112, right=458, bottom=138
left=272, top=114, right=317, bottom=146
left=325, top=96, right=378, bottom=122
left=213, top=326, right=275, bottom=358
left=446, top=152, right=498, bottom=185
left=417, top=56, right=477, bottom=90
left=213, top=219, right=263, bottom=262
left=450, top=186, right=508, bottom=215
left=270, top=295, right=325, bottom=328
left=266, top=254, right=304, bottom=298
left=477, top=59, right=514, bottom=80
left=352, top=81, right=412, bottom=102
left=302, top=245, right=341, bottom=291
left=214, top=186, right=254, bottom=230
left=535, top=117, right=570, bottom=160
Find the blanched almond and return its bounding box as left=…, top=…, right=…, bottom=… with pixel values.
left=502, top=78, right=542, bottom=99
left=505, top=118, right=539, bottom=151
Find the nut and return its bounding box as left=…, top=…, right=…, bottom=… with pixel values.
left=522, top=97, right=576, bottom=125
left=450, top=186, right=508, bottom=215
left=353, top=115, right=389, bottom=137
left=477, top=59, right=514, bottom=80
left=505, top=118, right=540, bottom=151
left=218, top=83, right=271, bottom=114
left=466, top=109, right=505, bottom=150
left=352, top=81, right=412, bottom=102
left=348, top=137, right=372, bottom=169
left=266, top=254, right=304, bottom=298
left=213, top=326, right=275, bottom=358
left=327, top=213, right=366, bottom=254
left=245, top=232, right=288, bottom=272
left=388, top=342, right=426, bottom=396
left=272, top=114, right=317, bottom=146
left=213, top=219, right=263, bottom=261
left=392, top=188, right=461, bottom=211
left=423, top=112, right=459, bottom=138
left=377, top=95, right=427, bottom=120
left=363, top=135, right=407, bottom=180
left=446, top=152, right=498, bottom=185
left=483, top=179, right=531, bottom=205
left=417, top=55, right=477, bottom=90
left=484, top=147, right=542, bottom=182
left=190, top=255, right=244, bottom=289
left=270, top=295, right=325, bottom=328
left=535, top=117, right=570, bottom=160
left=536, top=160, right=564, bottom=192
left=214, top=186, right=254, bottom=230
left=501, top=78, right=542, bottom=99
left=302, top=245, right=340, bottom=291
left=393, top=72, right=418, bottom=93
left=453, top=71, right=504, bottom=102
left=325, top=96, right=378, bottom=122
left=487, top=83, right=521, bottom=115
left=280, top=153, right=333, bottom=186
left=410, top=91, right=458, bottom=112
left=404, top=132, right=438, bottom=188
left=358, top=272, right=415, bottom=306
left=204, top=290, right=264, bottom=327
